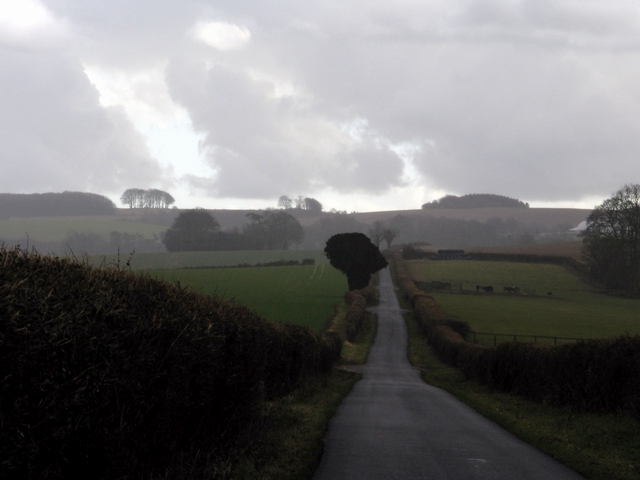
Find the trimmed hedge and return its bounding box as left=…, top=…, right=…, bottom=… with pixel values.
left=343, top=282, right=376, bottom=343
left=469, top=252, right=589, bottom=276
left=394, top=250, right=640, bottom=417
left=0, top=247, right=341, bottom=478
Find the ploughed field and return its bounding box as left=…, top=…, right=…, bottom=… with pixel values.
left=148, top=264, right=347, bottom=331
left=406, top=259, right=640, bottom=343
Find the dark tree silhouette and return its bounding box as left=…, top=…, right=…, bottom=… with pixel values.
left=162, top=209, right=220, bottom=251
left=0, top=192, right=115, bottom=217
left=324, top=232, right=388, bottom=290
left=120, top=188, right=175, bottom=208
left=243, top=211, right=304, bottom=250
left=422, top=194, right=528, bottom=209
left=582, top=184, right=640, bottom=295
left=303, top=197, right=323, bottom=213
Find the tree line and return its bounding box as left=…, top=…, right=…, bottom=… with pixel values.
left=422, top=193, right=529, bottom=209
left=0, top=192, right=115, bottom=218
left=120, top=188, right=175, bottom=209
left=162, top=209, right=305, bottom=252
left=277, top=195, right=322, bottom=213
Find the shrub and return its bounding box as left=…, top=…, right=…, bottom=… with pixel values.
left=0, top=247, right=340, bottom=478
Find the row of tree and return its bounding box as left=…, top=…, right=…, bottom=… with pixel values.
left=277, top=195, right=323, bottom=213
left=367, top=221, right=399, bottom=249
left=298, top=212, right=545, bottom=250
left=162, top=209, right=305, bottom=252
left=120, top=189, right=176, bottom=209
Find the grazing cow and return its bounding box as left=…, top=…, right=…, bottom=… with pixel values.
left=503, top=286, right=520, bottom=294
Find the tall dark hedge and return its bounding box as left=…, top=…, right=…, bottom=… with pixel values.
left=0, top=247, right=340, bottom=478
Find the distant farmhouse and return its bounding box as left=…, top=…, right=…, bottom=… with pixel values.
left=570, top=221, right=588, bottom=232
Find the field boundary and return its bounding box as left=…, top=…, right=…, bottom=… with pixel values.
left=470, top=331, right=584, bottom=346
left=468, top=251, right=589, bottom=278
left=392, top=249, right=640, bottom=417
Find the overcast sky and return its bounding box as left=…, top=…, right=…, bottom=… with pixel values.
left=1, top=0, right=639, bottom=212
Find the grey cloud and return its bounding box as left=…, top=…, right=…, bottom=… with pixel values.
left=6, top=0, right=640, bottom=206
left=406, top=45, right=640, bottom=201
left=253, top=3, right=640, bottom=202
left=0, top=50, right=165, bottom=194
left=166, top=58, right=405, bottom=198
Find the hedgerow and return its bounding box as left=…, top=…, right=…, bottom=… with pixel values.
left=0, top=247, right=340, bottom=478
left=393, top=250, right=640, bottom=417
left=342, top=282, right=376, bottom=342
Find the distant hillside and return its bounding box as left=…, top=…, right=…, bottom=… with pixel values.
left=0, top=192, right=115, bottom=218
left=422, top=194, right=529, bottom=209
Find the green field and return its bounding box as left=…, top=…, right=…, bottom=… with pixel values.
left=94, top=249, right=330, bottom=270
left=0, top=216, right=165, bottom=242
left=148, top=264, right=347, bottom=331
left=406, top=259, right=640, bottom=341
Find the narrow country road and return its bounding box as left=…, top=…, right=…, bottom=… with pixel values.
left=312, top=267, right=584, bottom=480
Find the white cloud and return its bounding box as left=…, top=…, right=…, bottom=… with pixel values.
left=190, top=21, right=251, bottom=51
left=0, top=50, right=166, bottom=195
left=0, top=0, right=68, bottom=47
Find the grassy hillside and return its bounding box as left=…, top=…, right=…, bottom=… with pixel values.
left=353, top=207, right=590, bottom=228
left=406, top=259, right=640, bottom=341
left=0, top=207, right=590, bottom=244
left=0, top=215, right=166, bottom=242
left=149, top=264, right=348, bottom=330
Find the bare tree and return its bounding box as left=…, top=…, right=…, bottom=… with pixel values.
left=583, top=183, right=640, bottom=294
left=278, top=195, right=293, bottom=209
left=367, top=220, right=385, bottom=247
left=382, top=227, right=399, bottom=248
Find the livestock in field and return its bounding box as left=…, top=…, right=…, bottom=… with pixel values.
left=476, top=285, right=494, bottom=293
left=503, top=286, right=520, bottom=294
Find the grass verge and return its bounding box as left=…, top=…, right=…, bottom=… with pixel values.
left=221, top=297, right=378, bottom=479
left=404, top=310, right=640, bottom=480
left=219, top=370, right=360, bottom=480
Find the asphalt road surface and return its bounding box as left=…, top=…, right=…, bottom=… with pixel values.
left=312, top=267, right=584, bottom=480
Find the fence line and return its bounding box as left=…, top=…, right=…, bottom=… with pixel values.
left=470, top=331, right=585, bottom=346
